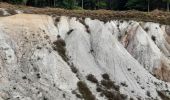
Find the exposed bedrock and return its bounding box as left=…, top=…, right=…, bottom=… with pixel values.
left=0, top=13, right=170, bottom=100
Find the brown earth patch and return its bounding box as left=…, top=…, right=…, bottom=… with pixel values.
left=153, top=62, right=170, bottom=82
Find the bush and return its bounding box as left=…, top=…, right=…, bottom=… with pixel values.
left=101, top=90, right=127, bottom=100
left=121, top=82, right=128, bottom=87
left=146, top=91, right=151, bottom=97
left=144, top=27, right=149, bottom=32
left=101, top=80, right=115, bottom=89
left=53, top=39, right=66, bottom=47
left=151, top=35, right=156, bottom=42
left=36, top=73, right=41, bottom=78
left=52, top=38, right=68, bottom=61
left=113, top=84, right=120, bottom=91
left=96, top=76, right=124, bottom=100
left=67, top=29, right=74, bottom=35
left=77, top=81, right=96, bottom=100
left=101, top=90, right=115, bottom=99
left=22, top=76, right=27, bottom=79
left=102, top=73, right=110, bottom=80
left=96, top=86, right=102, bottom=92
left=70, top=64, right=78, bottom=73
left=86, top=74, right=98, bottom=84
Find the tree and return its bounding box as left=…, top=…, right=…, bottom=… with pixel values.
left=82, top=0, right=84, bottom=9
left=22, top=0, right=28, bottom=5
left=0, top=0, right=168, bottom=11
left=83, top=0, right=96, bottom=9
left=96, top=0, right=107, bottom=9
left=126, top=0, right=150, bottom=12
left=163, top=0, right=170, bottom=11
left=62, top=0, right=76, bottom=9
left=147, top=0, right=150, bottom=12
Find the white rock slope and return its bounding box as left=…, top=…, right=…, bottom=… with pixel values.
left=0, top=13, right=170, bottom=100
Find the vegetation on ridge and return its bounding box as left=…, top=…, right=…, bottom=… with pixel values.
left=1, top=0, right=170, bottom=12
left=0, top=2, right=170, bottom=25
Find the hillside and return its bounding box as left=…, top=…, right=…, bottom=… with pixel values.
left=0, top=3, right=170, bottom=100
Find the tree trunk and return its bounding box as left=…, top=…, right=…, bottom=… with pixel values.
left=167, top=2, right=169, bottom=12
left=54, top=0, right=56, bottom=7
left=148, top=0, right=150, bottom=12
left=82, top=0, right=83, bottom=9
left=96, top=0, right=99, bottom=9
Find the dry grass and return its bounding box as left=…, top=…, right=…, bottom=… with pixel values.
left=0, top=2, right=170, bottom=25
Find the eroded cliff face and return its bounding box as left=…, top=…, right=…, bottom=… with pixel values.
left=0, top=9, right=170, bottom=100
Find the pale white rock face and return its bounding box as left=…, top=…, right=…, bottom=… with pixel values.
left=0, top=14, right=78, bottom=100
left=0, top=14, right=170, bottom=100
